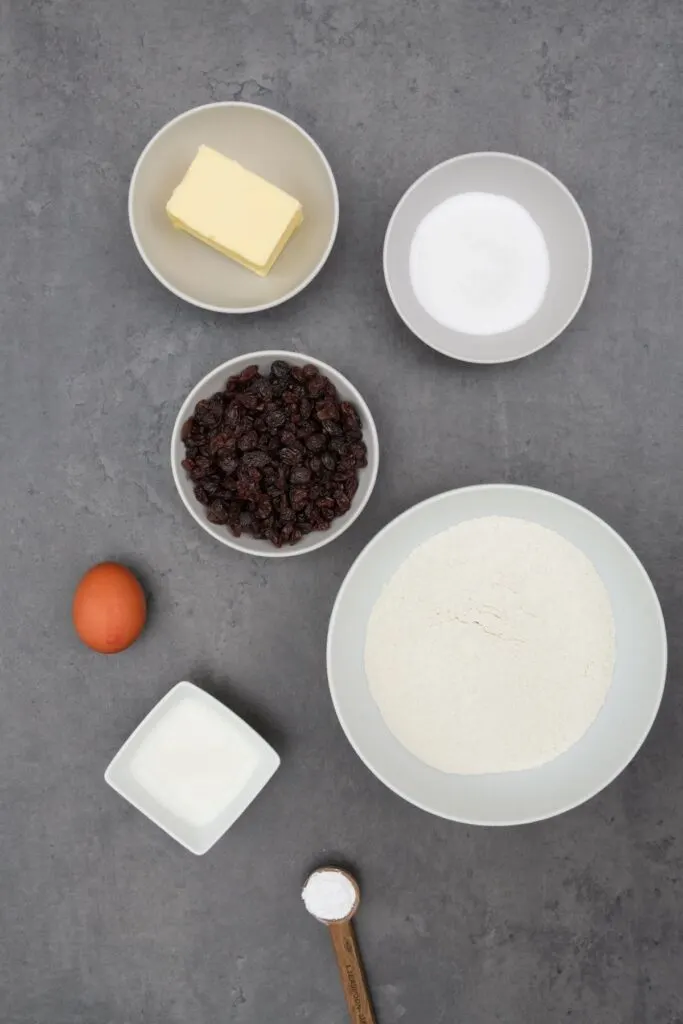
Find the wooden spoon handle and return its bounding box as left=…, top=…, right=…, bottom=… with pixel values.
left=328, top=920, right=377, bottom=1024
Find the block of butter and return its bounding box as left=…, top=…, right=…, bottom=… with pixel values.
left=166, top=145, right=303, bottom=277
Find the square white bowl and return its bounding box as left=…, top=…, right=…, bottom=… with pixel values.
left=105, top=681, right=280, bottom=854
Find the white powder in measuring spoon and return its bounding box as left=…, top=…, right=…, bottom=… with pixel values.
left=302, top=869, right=357, bottom=922
left=365, top=517, right=615, bottom=774
left=409, top=192, right=550, bottom=335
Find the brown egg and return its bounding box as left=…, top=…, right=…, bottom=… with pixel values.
left=73, top=562, right=146, bottom=654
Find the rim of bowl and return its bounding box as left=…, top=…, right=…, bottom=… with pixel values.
left=128, top=102, right=340, bottom=314
left=171, top=350, right=380, bottom=558
left=383, top=152, right=593, bottom=365
left=327, top=483, right=667, bottom=825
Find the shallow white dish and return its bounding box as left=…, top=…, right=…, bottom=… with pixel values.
left=384, top=153, right=592, bottom=364
left=171, top=350, right=379, bottom=558
left=105, top=681, right=279, bottom=854
left=327, top=485, right=666, bottom=825
left=129, top=102, right=339, bottom=313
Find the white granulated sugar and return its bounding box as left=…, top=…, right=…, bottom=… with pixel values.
left=409, top=192, right=550, bottom=335
left=130, top=697, right=259, bottom=827
left=302, top=869, right=357, bottom=922
left=365, top=517, right=615, bottom=775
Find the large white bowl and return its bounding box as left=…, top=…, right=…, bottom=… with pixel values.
left=171, top=351, right=379, bottom=557
left=129, top=102, right=339, bottom=313
left=384, top=153, right=592, bottom=364
left=327, top=485, right=666, bottom=825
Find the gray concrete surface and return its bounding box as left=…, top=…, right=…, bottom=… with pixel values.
left=2, top=0, right=683, bottom=1021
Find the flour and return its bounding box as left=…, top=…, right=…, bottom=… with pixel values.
left=365, top=517, right=615, bottom=774
left=409, top=193, right=550, bottom=336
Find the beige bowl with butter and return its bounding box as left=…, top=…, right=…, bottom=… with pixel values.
left=129, top=102, right=339, bottom=313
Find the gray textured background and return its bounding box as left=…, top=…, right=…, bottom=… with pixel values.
left=2, top=0, right=682, bottom=1021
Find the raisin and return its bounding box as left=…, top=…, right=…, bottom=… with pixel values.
left=335, top=491, right=351, bottom=514
left=209, top=433, right=232, bottom=456
left=271, top=360, right=291, bottom=379
left=306, top=433, right=327, bottom=452
left=226, top=402, right=242, bottom=430
left=239, top=365, right=260, bottom=382
left=237, top=430, right=258, bottom=452
left=238, top=392, right=260, bottom=411
left=203, top=476, right=221, bottom=497
left=255, top=497, right=273, bottom=519
left=242, top=451, right=270, bottom=469
left=280, top=446, right=303, bottom=466
left=290, top=466, right=312, bottom=485
left=340, top=401, right=360, bottom=424
left=207, top=500, right=230, bottom=525
left=189, top=456, right=211, bottom=480
left=315, top=399, right=339, bottom=422
left=291, top=487, right=309, bottom=510
left=265, top=409, right=286, bottom=431
left=297, top=421, right=316, bottom=440
left=218, top=457, right=239, bottom=476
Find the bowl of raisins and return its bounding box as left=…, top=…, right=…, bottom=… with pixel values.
left=171, top=352, right=379, bottom=556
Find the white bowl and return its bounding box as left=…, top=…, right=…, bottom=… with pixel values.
left=129, top=102, right=339, bottom=313
left=105, top=681, right=280, bottom=855
left=171, top=351, right=379, bottom=557
left=384, top=153, right=592, bottom=364
left=327, top=485, right=666, bottom=825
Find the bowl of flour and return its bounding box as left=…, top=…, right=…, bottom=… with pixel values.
left=384, top=153, right=591, bottom=364
left=327, top=485, right=666, bottom=825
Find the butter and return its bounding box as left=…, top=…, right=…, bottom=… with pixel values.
left=166, top=145, right=303, bottom=277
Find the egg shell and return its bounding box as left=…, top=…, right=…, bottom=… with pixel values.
left=73, top=562, right=146, bottom=654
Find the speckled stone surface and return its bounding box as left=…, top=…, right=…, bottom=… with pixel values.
left=2, top=1, right=683, bottom=1021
